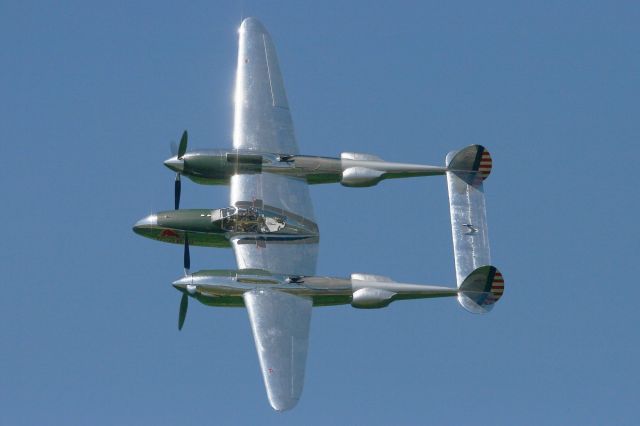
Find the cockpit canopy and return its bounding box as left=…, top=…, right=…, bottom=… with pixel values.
left=211, top=206, right=287, bottom=233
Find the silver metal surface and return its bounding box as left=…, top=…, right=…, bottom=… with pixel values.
left=446, top=151, right=491, bottom=287
left=351, top=288, right=396, bottom=308
left=350, top=273, right=457, bottom=308
left=244, top=289, right=312, bottom=411
left=231, top=18, right=319, bottom=411
left=230, top=175, right=317, bottom=276
left=174, top=268, right=458, bottom=309
left=340, top=152, right=383, bottom=161
left=231, top=18, right=317, bottom=277
left=163, top=157, right=184, bottom=173
left=134, top=214, right=157, bottom=227
left=341, top=166, right=385, bottom=187
left=231, top=235, right=319, bottom=276
left=230, top=174, right=315, bottom=230
left=162, top=147, right=447, bottom=186
left=234, top=18, right=297, bottom=154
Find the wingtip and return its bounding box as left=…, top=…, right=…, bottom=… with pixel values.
left=240, top=17, right=268, bottom=34
left=269, top=396, right=299, bottom=412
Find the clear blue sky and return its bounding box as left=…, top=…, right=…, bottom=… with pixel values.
left=2, top=1, right=638, bottom=424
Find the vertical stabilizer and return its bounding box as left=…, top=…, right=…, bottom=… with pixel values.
left=446, top=145, right=492, bottom=186
left=458, top=265, right=505, bottom=313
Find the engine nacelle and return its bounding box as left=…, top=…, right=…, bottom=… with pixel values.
left=184, top=150, right=263, bottom=180
left=341, top=167, right=384, bottom=187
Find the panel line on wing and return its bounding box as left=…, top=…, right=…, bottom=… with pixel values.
left=263, top=34, right=276, bottom=107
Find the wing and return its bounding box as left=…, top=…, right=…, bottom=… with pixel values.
left=244, top=289, right=312, bottom=411
left=231, top=18, right=317, bottom=276
left=233, top=17, right=297, bottom=154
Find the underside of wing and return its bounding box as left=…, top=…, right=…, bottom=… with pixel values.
left=234, top=17, right=297, bottom=154
left=232, top=22, right=317, bottom=409
left=244, top=289, right=313, bottom=411
left=232, top=234, right=319, bottom=277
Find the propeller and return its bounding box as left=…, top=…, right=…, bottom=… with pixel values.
left=177, top=130, right=188, bottom=158
left=177, top=233, right=191, bottom=330
left=178, top=293, right=188, bottom=330
left=174, top=174, right=181, bottom=210
left=183, top=233, right=191, bottom=275
left=170, top=130, right=188, bottom=210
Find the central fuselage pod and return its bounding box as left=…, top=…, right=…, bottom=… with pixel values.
left=133, top=205, right=319, bottom=248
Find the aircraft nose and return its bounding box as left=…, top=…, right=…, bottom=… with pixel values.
left=164, top=157, right=184, bottom=173
left=133, top=214, right=158, bottom=234
left=172, top=276, right=188, bottom=288
left=172, top=276, right=195, bottom=292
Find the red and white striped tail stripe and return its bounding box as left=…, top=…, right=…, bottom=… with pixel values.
left=491, top=270, right=504, bottom=302
left=477, top=149, right=492, bottom=179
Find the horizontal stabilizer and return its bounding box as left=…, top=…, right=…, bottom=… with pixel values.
left=446, top=149, right=492, bottom=288
left=458, top=266, right=504, bottom=313
left=446, top=145, right=492, bottom=187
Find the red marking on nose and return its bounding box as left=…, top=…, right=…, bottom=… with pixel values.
left=160, top=229, right=180, bottom=239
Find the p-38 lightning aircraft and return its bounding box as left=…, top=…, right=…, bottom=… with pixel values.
left=133, top=17, right=504, bottom=411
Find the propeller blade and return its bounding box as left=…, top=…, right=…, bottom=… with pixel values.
left=184, top=234, right=190, bottom=274
left=177, top=130, right=188, bottom=159
left=170, top=141, right=178, bottom=156
left=178, top=293, right=188, bottom=330
left=174, top=174, right=181, bottom=210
